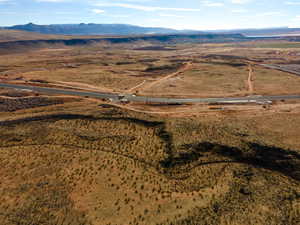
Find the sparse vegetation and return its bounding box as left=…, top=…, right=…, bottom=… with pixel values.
left=0, top=35, right=300, bottom=225
left=0, top=96, right=75, bottom=112
left=0, top=101, right=299, bottom=225
left=144, top=63, right=182, bottom=73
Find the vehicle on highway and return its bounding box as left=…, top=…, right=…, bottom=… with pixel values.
left=16, top=88, right=33, bottom=92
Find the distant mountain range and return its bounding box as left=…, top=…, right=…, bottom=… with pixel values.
left=2, top=23, right=300, bottom=37
left=2, top=23, right=191, bottom=35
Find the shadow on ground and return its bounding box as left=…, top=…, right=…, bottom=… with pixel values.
left=1, top=113, right=299, bottom=182
left=160, top=142, right=300, bottom=181
left=0, top=113, right=163, bottom=127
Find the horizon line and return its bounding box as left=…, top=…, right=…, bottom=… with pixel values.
left=1, top=23, right=300, bottom=32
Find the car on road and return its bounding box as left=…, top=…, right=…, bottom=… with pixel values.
left=16, top=88, right=33, bottom=92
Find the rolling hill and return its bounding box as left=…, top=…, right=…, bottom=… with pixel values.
left=0, top=33, right=248, bottom=54
left=0, top=29, right=62, bottom=42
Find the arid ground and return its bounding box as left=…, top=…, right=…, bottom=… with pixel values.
left=0, top=35, right=299, bottom=225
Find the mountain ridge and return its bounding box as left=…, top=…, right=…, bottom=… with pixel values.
left=2, top=23, right=300, bottom=36
left=3, top=23, right=193, bottom=35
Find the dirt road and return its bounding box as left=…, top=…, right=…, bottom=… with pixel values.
left=135, top=62, right=193, bottom=93
left=247, top=64, right=254, bottom=93
left=127, top=80, right=147, bottom=93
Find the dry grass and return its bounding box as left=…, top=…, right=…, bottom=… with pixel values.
left=0, top=46, right=179, bottom=92
left=1, top=40, right=300, bottom=97
left=0, top=29, right=62, bottom=42
left=253, top=65, right=300, bottom=95
left=0, top=101, right=299, bottom=225
left=142, top=62, right=249, bottom=97
left=0, top=29, right=118, bottom=43
left=0, top=40, right=300, bottom=225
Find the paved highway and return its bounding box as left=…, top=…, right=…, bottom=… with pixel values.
left=261, top=64, right=300, bottom=77
left=1, top=83, right=300, bottom=104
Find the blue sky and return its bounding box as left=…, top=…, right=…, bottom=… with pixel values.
left=1, top=0, right=300, bottom=30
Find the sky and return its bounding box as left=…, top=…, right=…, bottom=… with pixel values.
left=1, top=0, right=300, bottom=30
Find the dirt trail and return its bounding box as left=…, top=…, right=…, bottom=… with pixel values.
left=247, top=63, right=254, bottom=93
left=135, top=62, right=193, bottom=94
left=127, top=80, right=147, bottom=93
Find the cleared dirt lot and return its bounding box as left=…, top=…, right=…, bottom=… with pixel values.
left=1, top=42, right=300, bottom=98
left=253, top=65, right=300, bottom=95
left=141, top=62, right=249, bottom=97
left=0, top=46, right=182, bottom=92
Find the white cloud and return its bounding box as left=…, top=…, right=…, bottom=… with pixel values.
left=289, top=15, right=300, bottom=27
left=109, top=14, right=130, bottom=18
left=35, top=0, right=71, bottom=2
left=231, top=9, right=248, bottom=13
left=285, top=1, right=300, bottom=5
left=94, top=3, right=201, bottom=12
left=159, top=13, right=185, bottom=18
left=92, top=9, right=105, bottom=14
left=231, top=0, right=252, bottom=4
left=202, top=1, right=224, bottom=7
left=290, top=15, right=300, bottom=21
left=257, top=11, right=283, bottom=17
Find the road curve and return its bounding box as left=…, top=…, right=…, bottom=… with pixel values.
left=1, top=83, right=300, bottom=104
